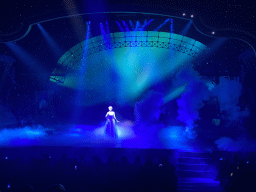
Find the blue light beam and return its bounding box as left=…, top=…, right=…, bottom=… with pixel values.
left=180, top=20, right=192, bottom=36
left=170, top=18, right=174, bottom=33
left=116, top=21, right=125, bottom=32
left=154, top=19, right=170, bottom=31
left=141, top=19, right=154, bottom=31
left=5, top=42, right=47, bottom=77
left=37, top=24, right=63, bottom=59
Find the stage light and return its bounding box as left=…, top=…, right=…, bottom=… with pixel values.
left=180, top=20, right=192, bottom=36
left=170, top=18, right=174, bottom=33
left=163, top=84, right=187, bottom=103
left=122, top=20, right=130, bottom=32
left=183, top=13, right=186, bottom=16
left=191, top=15, right=194, bottom=18
left=212, top=31, right=215, bottom=35
left=37, top=24, right=63, bottom=59
left=141, top=19, right=153, bottom=30
left=5, top=42, right=46, bottom=76
left=154, top=19, right=169, bottom=31
left=129, top=20, right=133, bottom=29
left=116, top=21, right=124, bottom=32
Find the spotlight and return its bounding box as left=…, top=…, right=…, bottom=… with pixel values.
left=191, top=15, right=194, bottom=18
left=212, top=31, right=215, bottom=35
left=182, top=13, right=186, bottom=16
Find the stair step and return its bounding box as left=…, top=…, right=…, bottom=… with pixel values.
left=178, top=157, right=213, bottom=164
left=177, top=163, right=211, bottom=171
left=178, top=177, right=220, bottom=183
left=177, top=152, right=222, bottom=191
left=177, top=178, right=223, bottom=192
left=177, top=186, right=223, bottom=192
left=177, top=170, right=216, bottom=178
left=178, top=151, right=213, bottom=158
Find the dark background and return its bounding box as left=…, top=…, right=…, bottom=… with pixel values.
left=0, top=0, right=256, bottom=46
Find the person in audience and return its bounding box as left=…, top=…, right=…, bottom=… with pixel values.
left=47, top=184, right=66, bottom=192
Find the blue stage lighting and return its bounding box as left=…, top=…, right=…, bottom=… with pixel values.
left=170, top=18, right=174, bottom=33
left=129, top=20, right=133, bottom=30
left=142, top=19, right=153, bottom=30
left=180, top=20, right=193, bottom=36
left=154, top=19, right=170, bottom=31
left=106, top=21, right=111, bottom=34
left=116, top=21, right=125, bottom=32
left=122, top=20, right=130, bottom=32
left=5, top=42, right=46, bottom=76
left=37, top=23, right=63, bottom=59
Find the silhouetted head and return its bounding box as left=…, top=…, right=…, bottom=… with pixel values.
left=21, top=184, right=34, bottom=192
left=47, top=184, right=66, bottom=192
left=108, top=106, right=113, bottom=111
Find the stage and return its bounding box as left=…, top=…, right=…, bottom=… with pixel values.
left=1, top=123, right=256, bottom=192
left=0, top=10, right=256, bottom=191
left=0, top=123, right=221, bottom=150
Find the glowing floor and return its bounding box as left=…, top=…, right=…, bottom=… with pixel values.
left=0, top=123, right=216, bottom=151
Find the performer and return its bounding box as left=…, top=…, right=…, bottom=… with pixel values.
left=105, top=106, right=119, bottom=138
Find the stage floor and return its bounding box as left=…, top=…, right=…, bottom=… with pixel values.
left=0, top=123, right=219, bottom=151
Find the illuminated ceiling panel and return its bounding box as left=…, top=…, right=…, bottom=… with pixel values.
left=55, top=31, right=208, bottom=72
left=50, top=31, right=208, bottom=106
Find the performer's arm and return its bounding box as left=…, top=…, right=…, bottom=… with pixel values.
left=114, top=112, right=119, bottom=122
left=105, top=112, right=109, bottom=118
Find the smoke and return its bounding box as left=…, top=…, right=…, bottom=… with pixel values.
left=0, top=124, right=135, bottom=147
left=211, top=77, right=250, bottom=121
left=134, top=90, right=163, bottom=126
left=175, top=67, right=210, bottom=139
left=211, top=77, right=252, bottom=151
left=174, top=67, right=250, bottom=141
left=0, top=125, right=47, bottom=146
left=215, top=137, right=256, bottom=152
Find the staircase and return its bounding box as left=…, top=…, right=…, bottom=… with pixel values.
left=177, top=151, right=224, bottom=192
